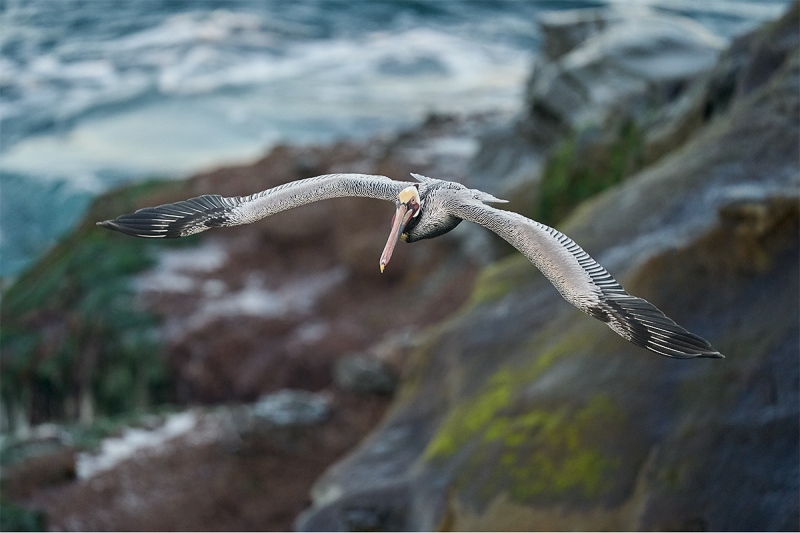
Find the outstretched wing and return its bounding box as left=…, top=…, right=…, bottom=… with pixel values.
left=97, top=173, right=411, bottom=238
left=445, top=191, right=722, bottom=359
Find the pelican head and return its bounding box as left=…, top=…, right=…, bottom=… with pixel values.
left=380, top=185, right=422, bottom=272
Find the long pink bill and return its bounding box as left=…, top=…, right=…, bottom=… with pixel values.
left=379, top=204, right=413, bottom=272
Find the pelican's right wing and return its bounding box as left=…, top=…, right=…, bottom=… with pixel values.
left=97, top=174, right=411, bottom=238
left=445, top=191, right=722, bottom=359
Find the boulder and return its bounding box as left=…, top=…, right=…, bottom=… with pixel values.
left=527, top=8, right=724, bottom=133
left=537, top=8, right=622, bottom=62
left=334, top=355, right=398, bottom=395
left=470, top=8, right=724, bottom=201
left=224, top=389, right=331, bottom=454
left=251, top=389, right=331, bottom=426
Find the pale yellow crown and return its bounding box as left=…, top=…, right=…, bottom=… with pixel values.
left=398, top=186, right=420, bottom=204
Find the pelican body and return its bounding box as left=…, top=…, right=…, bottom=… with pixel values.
left=98, top=173, right=723, bottom=359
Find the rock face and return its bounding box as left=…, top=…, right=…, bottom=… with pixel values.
left=530, top=8, right=723, bottom=131
left=464, top=7, right=730, bottom=271
left=334, top=355, right=398, bottom=395
left=469, top=7, right=723, bottom=204
left=297, top=5, right=799, bottom=532
left=226, top=390, right=332, bottom=453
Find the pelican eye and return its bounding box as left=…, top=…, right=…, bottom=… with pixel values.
left=412, top=199, right=423, bottom=217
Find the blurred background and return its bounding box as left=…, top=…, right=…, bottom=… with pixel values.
left=0, top=0, right=786, bottom=279
left=1, top=0, right=797, bottom=531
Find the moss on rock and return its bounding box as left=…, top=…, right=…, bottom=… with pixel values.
left=496, top=396, right=623, bottom=501
left=423, top=328, right=596, bottom=462
left=536, top=121, right=645, bottom=226
left=426, top=368, right=624, bottom=503
left=468, top=255, right=536, bottom=306
left=424, top=325, right=625, bottom=505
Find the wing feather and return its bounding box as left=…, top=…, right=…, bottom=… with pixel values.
left=97, top=174, right=410, bottom=238
left=444, top=192, right=722, bottom=359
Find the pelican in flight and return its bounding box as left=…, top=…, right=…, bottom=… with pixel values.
left=98, top=173, right=722, bottom=359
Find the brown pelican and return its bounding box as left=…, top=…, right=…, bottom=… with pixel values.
left=98, top=173, right=722, bottom=359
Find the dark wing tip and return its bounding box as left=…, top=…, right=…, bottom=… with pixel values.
left=96, top=211, right=174, bottom=238
left=97, top=218, right=163, bottom=238
left=96, top=195, right=236, bottom=239
left=634, top=326, right=721, bottom=360
left=603, top=297, right=723, bottom=359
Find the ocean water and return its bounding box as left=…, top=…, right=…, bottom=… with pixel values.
left=0, top=0, right=789, bottom=279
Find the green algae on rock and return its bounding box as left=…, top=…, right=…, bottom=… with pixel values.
left=536, top=121, right=645, bottom=227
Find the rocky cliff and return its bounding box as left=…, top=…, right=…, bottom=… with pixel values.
left=297, top=5, right=800, bottom=531
left=1, top=4, right=798, bottom=532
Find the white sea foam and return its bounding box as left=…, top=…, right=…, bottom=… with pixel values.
left=0, top=20, right=530, bottom=193
left=1, top=9, right=532, bottom=149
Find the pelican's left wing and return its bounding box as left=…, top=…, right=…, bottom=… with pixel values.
left=445, top=190, right=722, bottom=359
left=98, top=173, right=411, bottom=238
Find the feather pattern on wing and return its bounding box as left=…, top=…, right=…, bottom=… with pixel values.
left=444, top=191, right=722, bottom=359
left=97, top=174, right=411, bottom=238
